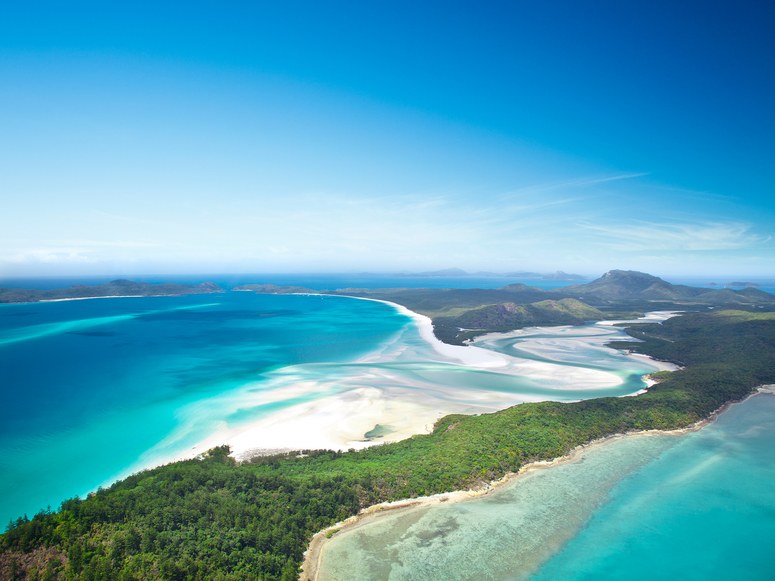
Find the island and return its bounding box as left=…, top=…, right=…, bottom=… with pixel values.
left=1, top=270, right=774, bottom=580
left=0, top=280, right=224, bottom=303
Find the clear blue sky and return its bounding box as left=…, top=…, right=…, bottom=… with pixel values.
left=1, top=1, right=773, bottom=277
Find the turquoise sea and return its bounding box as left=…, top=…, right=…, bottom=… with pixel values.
left=0, top=292, right=407, bottom=526
left=0, top=282, right=669, bottom=527
left=317, top=393, right=775, bottom=580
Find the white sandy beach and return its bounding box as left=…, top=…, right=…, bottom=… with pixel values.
left=149, top=299, right=680, bottom=465
left=595, top=310, right=683, bottom=326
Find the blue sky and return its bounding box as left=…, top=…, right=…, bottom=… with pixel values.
left=1, top=1, right=773, bottom=277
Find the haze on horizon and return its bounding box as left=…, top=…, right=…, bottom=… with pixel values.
left=1, top=2, right=773, bottom=280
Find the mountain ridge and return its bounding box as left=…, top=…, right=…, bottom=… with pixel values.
left=556, top=270, right=775, bottom=305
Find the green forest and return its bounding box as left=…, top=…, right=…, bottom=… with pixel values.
left=2, top=309, right=775, bottom=580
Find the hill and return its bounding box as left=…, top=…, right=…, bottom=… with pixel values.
left=558, top=270, right=775, bottom=306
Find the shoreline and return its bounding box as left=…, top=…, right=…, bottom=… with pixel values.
left=327, top=293, right=509, bottom=367
left=1, top=292, right=224, bottom=305
left=206, top=295, right=674, bottom=462
left=39, top=295, right=159, bottom=303
left=5, top=291, right=684, bottom=521
left=147, top=295, right=676, bottom=467
left=301, top=387, right=772, bottom=581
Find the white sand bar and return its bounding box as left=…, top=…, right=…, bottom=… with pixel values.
left=141, top=299, right=679, bottom=465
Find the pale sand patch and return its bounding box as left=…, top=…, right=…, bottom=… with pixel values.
left=344, top=295, right=509, bottom=368
left=475, top=321, right=679, bottom=376
left=39, top=295, right=147, bottom=302
left=225, top=388, right=441, bottom=460
left=596, top=310, right=683, bottom=326
left=143, top=300, right=679, bottom=470
left=189, top=303, right=675, bottom=461
left=187, top=379, right=552, bottom=461
left=628, top=352, right=679, bottom=372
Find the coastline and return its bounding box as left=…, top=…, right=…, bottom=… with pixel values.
left=3, top=291, right=681, bottom=513
left=203, top=295, right=675, bottom=461
left=38, top=295, right=158, bottom=303
left=302, top=386, right=771, bottom=581
left=323, top=293, right=508, bottom=367
left=149, top=295, right=676, bottom=466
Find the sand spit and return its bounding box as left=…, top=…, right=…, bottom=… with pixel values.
left=38, top=295, right=149, bottom=302
left=115, top=295, right=680, bottom=491
left=198, top=299, right=675, bottom=461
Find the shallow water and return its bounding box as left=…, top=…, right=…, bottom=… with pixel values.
left=0, top=292, right=667, bottom=525
left=0, top=293, right=406, bottom=524
left=316, top=394, right=775, bottom=580
left=533, top=393, right=775, bottom=580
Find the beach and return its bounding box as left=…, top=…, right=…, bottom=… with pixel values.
left=177, top=297, right=677, bottom=462
left=302, top=416, right=704, bottom=581
left=0, top=291, right=678, bottom=526
left=307, top=389, right=775, bottom=581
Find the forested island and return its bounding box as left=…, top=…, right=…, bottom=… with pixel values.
left=0, top=280, right=223, bottom=304
left=2, top=271, right=775, bottom=579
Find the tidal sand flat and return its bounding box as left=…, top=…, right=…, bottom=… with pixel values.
left=314, top=393, right=775, bottom=581
left=0, top=292, right=671, bottom=525
left=199, top=298, right=675, bottom=460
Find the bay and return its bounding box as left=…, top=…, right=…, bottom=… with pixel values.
left=0, top=292, right=407, bottom=525
left=0, top=291, right=670, bottom=528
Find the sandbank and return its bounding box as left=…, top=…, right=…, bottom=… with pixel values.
left=38, top=294, right=171, bottom=303
left=162, top=299, right=679, bottom=464
left=128, top=297, right=680, bottom=484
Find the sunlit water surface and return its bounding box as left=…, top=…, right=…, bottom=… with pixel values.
left=317, top=394, right=775, bottom=580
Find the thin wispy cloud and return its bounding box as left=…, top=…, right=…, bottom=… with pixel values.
left=580, top=221, right=771, bottom=252
left=498, top=173, right=648, bottom=199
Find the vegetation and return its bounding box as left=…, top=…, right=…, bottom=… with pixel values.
left=432, top=298, right=604, bottom=344
left=0, top=281, right=223, bottom=304
left=3, top=308, right=774, bottom=580
left=324, top=271, right=774, bottom=343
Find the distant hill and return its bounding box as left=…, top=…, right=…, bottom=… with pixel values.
left=233, top=284, right=314, bottom=294
left=558, top=270, right=775, bottom=306
left=314, top=269, right=775, bottom=344
left=0, top=280, right=223, bottom=303
left=234, top=270, right=773, bottom=344
left=399, top=268, right=471, bottom=277
left=727, top=281, right=760, bottom=288
left=398, top=268, right=586, bottom=280
left=539, top=270, right=586, bottom=281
